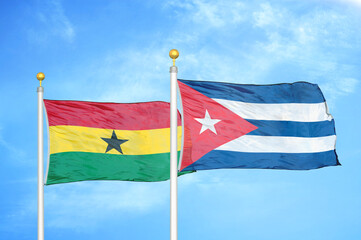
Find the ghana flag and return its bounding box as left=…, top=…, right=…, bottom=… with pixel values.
left=44, top=99, right=182, bottom=185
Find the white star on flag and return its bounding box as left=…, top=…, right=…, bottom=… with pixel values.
left=195, top=110, right=221, bottom=134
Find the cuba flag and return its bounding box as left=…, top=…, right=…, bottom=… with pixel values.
left=178, top=79, right=339, bottom=172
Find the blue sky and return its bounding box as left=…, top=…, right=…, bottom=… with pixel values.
left=1, top=0, right=361, bottom=239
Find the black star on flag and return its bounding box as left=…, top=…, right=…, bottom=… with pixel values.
left=101, top=130, right=128, bottom=154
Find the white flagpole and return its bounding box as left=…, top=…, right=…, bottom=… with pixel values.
left=169, top=49, right=179, bottom=240
left=37, top=72, right=45, bottom=240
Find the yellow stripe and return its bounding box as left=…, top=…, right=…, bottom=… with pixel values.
left=49, top=125, right=182, bottom=155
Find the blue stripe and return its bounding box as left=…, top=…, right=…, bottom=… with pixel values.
left=179, top=79, right=325, bottom=103
left=247, top=119, right=335, bottom=137
left=182, top=150, right=339, bottom=171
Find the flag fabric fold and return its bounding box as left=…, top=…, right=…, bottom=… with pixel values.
left=177, top=79, right=339, bottom=172
left=44, top=100, right=183, bottom=185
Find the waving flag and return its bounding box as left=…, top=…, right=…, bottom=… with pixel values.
left=44, top=100, right=183, bottom=185
left=178, top=79, right=339, bottom=172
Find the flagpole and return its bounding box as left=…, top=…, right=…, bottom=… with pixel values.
left=169, top=49, right=179, bottom=240
left=37, top=72, right=45, bottom=240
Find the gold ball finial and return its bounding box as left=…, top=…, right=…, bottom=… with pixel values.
left=37, top=72, right=45, bottom=81
left=37, top=72, right=45, bottom=86
left=169, top=49, right=179, bottom=59
left=169, top=49, right=179, bottom=66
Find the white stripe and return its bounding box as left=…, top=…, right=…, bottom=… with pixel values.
left=214, top=99, right=333, bottom=122
left=216, top=135, right=336, bottom=153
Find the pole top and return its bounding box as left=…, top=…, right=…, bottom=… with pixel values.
left=169, top=49, right=179, bottom=66
left=36, top=72, right=45, bottom=86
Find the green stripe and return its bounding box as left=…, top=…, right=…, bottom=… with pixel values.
left=46, top=152, right=192, bottom=185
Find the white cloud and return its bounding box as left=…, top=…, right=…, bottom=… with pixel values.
left=339, top=78, right=358, bottom=93
left=253, top=2, right=284, bottom=28
left=320, top=77, right=359, bottom=107
left=165, top=0, right=246, bottom=28
left=29, top=0, right=75, bottom=43
left=333, top=0, right=361, bottom=7
left=165, top=2, right=361, bottom=106
left=249, top=3, right=360, bottom=106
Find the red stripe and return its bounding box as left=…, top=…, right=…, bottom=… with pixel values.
left=44, top=100, right=181, bottom=130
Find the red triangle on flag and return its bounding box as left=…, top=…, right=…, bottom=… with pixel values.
left=178, top=81, right=258, bottom=171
